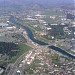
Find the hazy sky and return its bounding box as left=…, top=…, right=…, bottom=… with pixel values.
left=2, top=0, right=74, bottom=4
left=0, top=0, right=74, bottom=2
left=0, top=0, right=74, bottom=7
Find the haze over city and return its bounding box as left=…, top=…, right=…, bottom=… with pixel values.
left=0, top=0, right=75, bottom=75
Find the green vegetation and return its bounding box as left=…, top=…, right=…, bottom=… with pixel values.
left=51, top=55, right=61, bottom=66
left=15, top=18, right=48, bottom=43
left=0, top=42, right=18, bottom=67
left=47, top=25, right=65, bottom=39
left=0, top=61, right=9, bottom=67
left=35, top=35, right=48, bottom=43
left=57, top=44, right=75, bottom=55
left=0, top=42, right=19, bottom=57
left=10, top=43, right=31, bottom=63
left=0, top=42, right=31, bottom=68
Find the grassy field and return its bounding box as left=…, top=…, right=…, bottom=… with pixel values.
left=10, top=43, right=32, bottom=63
left=0, top=43, right=32, bottom=72
left=16, top=18, right=48, bottom=43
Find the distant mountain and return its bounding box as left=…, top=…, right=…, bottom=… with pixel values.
left=61, top=2, right=75, bottom=10
left=0, top=0, right=74, bottom=9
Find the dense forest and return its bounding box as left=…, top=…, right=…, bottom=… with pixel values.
left=47, top=25, right=65, bottom=39
left=0, top=42, right=19, bottom=57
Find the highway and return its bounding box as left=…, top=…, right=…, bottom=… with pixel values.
left=8, top=48, right=34, bottom=75
left=8, top=16, right=75, bottom=75
left=8, top=30, right=40, bottom=75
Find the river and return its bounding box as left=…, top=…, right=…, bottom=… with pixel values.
left=9, top=16, right=75, bottom=59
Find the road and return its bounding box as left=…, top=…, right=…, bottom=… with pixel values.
left=8, top=31, right=39, bottom=75
left=8, top=16, right=75, bottom=75
left=8, top=48, right=35, bottom=75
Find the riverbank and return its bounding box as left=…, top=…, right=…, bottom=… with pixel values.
left=9, top=16, right=75, bottom=59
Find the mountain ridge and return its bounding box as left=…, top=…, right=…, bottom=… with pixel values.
left=0, top=0, right=74, bottom=9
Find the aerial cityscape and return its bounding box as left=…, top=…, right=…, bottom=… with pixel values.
left=0, top=0, right=75, bottom=75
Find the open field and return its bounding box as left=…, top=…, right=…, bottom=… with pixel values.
left=10, top=43, right=31, bottom=63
